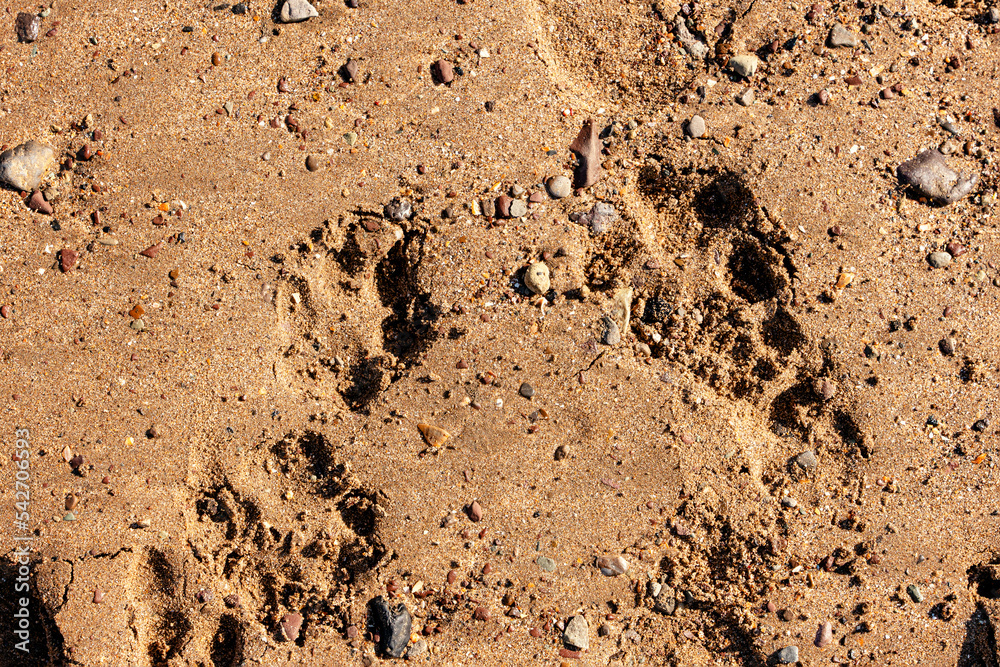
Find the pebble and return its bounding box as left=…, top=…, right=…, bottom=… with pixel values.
left=305, top=155, right=321, bottom=172
left=15, top=12, right=40, bottom=42
left=524, top=262, right=550, bottom=294
left=509, top=199, right=527, bottom=218
left=343, top=59, right=359, bottom=82
left=563, top=615, right=589, bottom=650
left=568, top=119, right=602, bottom=189
left=468, top=500, right=483, bottom=522
left=897, top=150, right=978, bottom=205
left=554, top=444, right=569, bottom=460
left=600, top=316, right=621, bottom=346
left=596, top=555, right=629, bottom=576
left=735, top=89, right=755, bottom=106
left=519, top=382, right=535, bottom=398
left=685, top=115, right=706, bottom=138
left=63, top=511, right=77, bottom=522
left=547, top=175, right=572, bottom=199
left=140, top=243, right=162, bottom=258
left=279, top=0, right=318, bottom=23
left=59, top=249, right=78, bottom=273
left=405, top=639, right=427, bottom=659
left=279, top=612, right=303, bottom=641
left=369, top=596, right=411, bottom=658
left=776, top=646, right=799, bottom=664
left=795, top=450, right=817, bottom=472
left=927, top=251, right=952, bottom=268
left=728, top=54, right=758, bottom=78
left=384, top=198, right=413, bottom=221
left=828, top=23, right=858, bottom=48
left=939, top=337, right=957, bottom=356
left=496, top=194, right=513, bottom=217
left=812, top=377, right=836, bottom=400
left=907, top=584, right=924, bottom=602
left=989, top=7, right=1000, bottom=23
left=27, top=190, right=52, bottom=215
left=577, top=202, right=617, bottom=234
left=536, top=556, right=557, bottom=572
left=473, top=607, right=490, bottom=621
left=1, top=141, right=55, bottom=192
left=815, top=621, right=833, bottom=648
left=817, top=89, right=830, bottom=105
left=780, top=496, right=798, bottom=508
left=637, top=343, right=651, bottom=357
left=433, top=59, right=454, bottom=84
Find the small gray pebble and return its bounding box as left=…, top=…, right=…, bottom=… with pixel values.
left=519, top=382, right=535, bottom=398
left=776, top=645, right=799, bottom=664
left=600, top=316, right=621, bottom=345
left=686, top=115, right=706, bottom=138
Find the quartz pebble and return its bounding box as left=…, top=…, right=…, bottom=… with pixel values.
left=563, top=615, right=589, bottom=650
left=728, top=54, right=758, bottom=78
left=15, top=12, right=40, bottom=43
left=828, top=23, right=858, bottom=48
left=279, top=0, right=318, bottom=23
left=596, top=555, right=629, bottom=576
left=898, top=150, right=978, bottom=205
left=1, top=141, right=55, bottom=191
left=927, top=251, right=952, bottom=268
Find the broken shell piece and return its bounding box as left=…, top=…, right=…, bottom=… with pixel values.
left=418, top=423, right=450, bottom=447
left=835, top=270, right=854, bottom=289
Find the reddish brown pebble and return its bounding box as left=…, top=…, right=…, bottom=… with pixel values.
left=279, top=612, right=303, bottom=642
left=881, top=87, right=894, bottom=100
left=212, top=52, right=221, bottom=66
left=140, top=243, right=163, bottom=258
left=480, top=313, right=491, bottom=322
left=457, top=360, right=469, bottom=369
left=468, top=500, right=483, bottom=522
left=129, top=305, right=145, bottom=319
left=766, top=600, right=777, bottom=613
left=65, top=494, right=78, bottom=510
left=946, top=242, right=967, bottom=257
left=432, top=59, right=455, bottom=84
left=58, top=249, right=78, bottom=273
left=93, top=129, right=104, bottom=141
left=845, top=75, right=862, bottom=86
left=482, top=563, right=493, bottom=575
left=101, top=476, right=110, bottom=484
left=447, top=570, right=457, bottom=584
left=645, top=259, right=660, bottom=270
left=529, top=628, right=542, bottom=638
left=473, top=607, right=490, bottom=621
left=346, top=625, right=358, bottom=639
left=0, top=305, right=9, bottom=319
left=278, top=77, right=289, bottom=93
left=27, top=190, right=53, bottom=215
left=529, top=191, right=545, bottom=203
left=559, top=649, right=582, bottom=658
left=152, top=214, right=165, bottom=226
left=93, top=590, right=104, bottom=604
left=386, top=580, right=399, bottom=593
left=943, top=306, right=953, bottom=317
left=79, top=144, right=93, bottom=161
left=417, top=164, right=426, bottom=175
left=817, top=89, right=830, bottom=104
left=680, top=433, right=694, bottom=445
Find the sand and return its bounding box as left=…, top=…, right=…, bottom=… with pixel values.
left=1, top=0, right=999, bottom=664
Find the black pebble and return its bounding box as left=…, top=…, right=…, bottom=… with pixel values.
left=972, top=419, right=988, bottom=432
left=51, top=220, right=61, bottom=231
left=182, top=26, right=194, bottom=32
left=368, top=596, right=411, bottom=658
